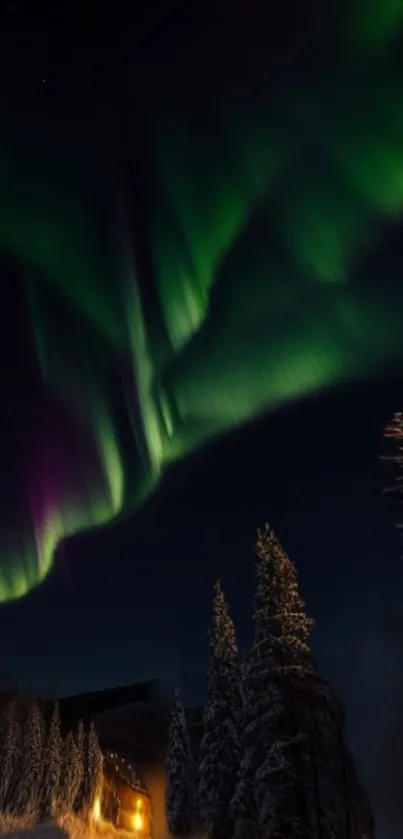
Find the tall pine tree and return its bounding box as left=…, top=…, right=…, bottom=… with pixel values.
left=0, top=701, right=22, bottom=812
left=85, top=721, right=103, bottom=814
left=42, top=702, right=63, bottom=818
left=198, top=581, right=241, bottom=839
left=17, top=702, right=45, bottom=816
left=59, top=730, right=83, bottom=814
left=166, top=691, right=195, bottom=837
left=75, top=718, right=85, bottom=814
left=231, top=524, right=315, bottom=839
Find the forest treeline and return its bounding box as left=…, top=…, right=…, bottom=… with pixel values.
left=166, top=524, right=374, bottom=839
left=0, top=697, right=102, bottom=829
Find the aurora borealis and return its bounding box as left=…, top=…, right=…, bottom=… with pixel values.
left=3, top=0, right=403, bottom=600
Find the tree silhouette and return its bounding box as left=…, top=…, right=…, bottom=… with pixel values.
left=199, top=580, right=241, bottom=839
left=17, top=702, right=45, bottom=816
left=0, top=700, right=22, bottom=813
left=59, top=730, right=83, bottom=814
left=231, top=524, right=315, bottom=839
left=85, top=721, right=103, bottom=814
left=42, top=702, right=63, bottom=818
left=166, top=691, right=195, bottom=836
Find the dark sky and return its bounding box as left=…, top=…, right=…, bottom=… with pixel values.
left=2, top=2, right=403, bottom=837
left=0, top=374, right=399, bottom=695
left=1, top=373, right=402, bottom=707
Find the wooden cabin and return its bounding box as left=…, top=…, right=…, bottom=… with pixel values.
left=58, top=679, right=202, bottom=839
left=92, top=751, right=151, bottom=838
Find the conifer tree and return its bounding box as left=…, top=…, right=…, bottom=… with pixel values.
left=85, top=721, right=103, bottom=813
left=17, top=702, right=45, bottom=816
left=166, top=691, right=195, bottom=837
left=198, top=581, right=241, bottom=839
left=0, top=701, right=22, bottom=812
left=229, top=524, right=373, bottom=839
left=231, top=524, right=315, bottom=839
left=59, top=730, right=83, bottom=814
left=76, top=718, right=85, bottom=766
left=74, top=718, right=85, bottom=813
left=42, top=702, right=63, bottom=818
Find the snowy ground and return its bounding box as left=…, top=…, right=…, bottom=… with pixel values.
left=0, top=813, right=134, bottom=839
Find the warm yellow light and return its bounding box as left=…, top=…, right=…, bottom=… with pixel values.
left=132, top=812, right=144, bottom=832
left=92, top=795, right=101, bottom=822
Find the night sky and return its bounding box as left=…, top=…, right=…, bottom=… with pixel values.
left=2, top=368, right=403, bottom=835
left=2, top=1, right=403, bottom=837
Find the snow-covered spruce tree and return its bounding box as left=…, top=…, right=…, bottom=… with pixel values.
left=59, top=730, right=83, bottom=814
left=42, top=702, right=63, bottom=818
left=166, top=691, right=195, bottom=837
left=16, top=702, right=45, bottom=817
left=231, top=524, right=315, bottom=839
left=84, top=721, right=103, bottom=813
left=74, top=718, right=85, bottom=813
left=198, top=580, right=241, bottom=839
left=0, top=700, right=22, bottom=812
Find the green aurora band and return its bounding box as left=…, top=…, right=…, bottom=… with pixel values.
left=1, top=0, right=403, bottom=600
